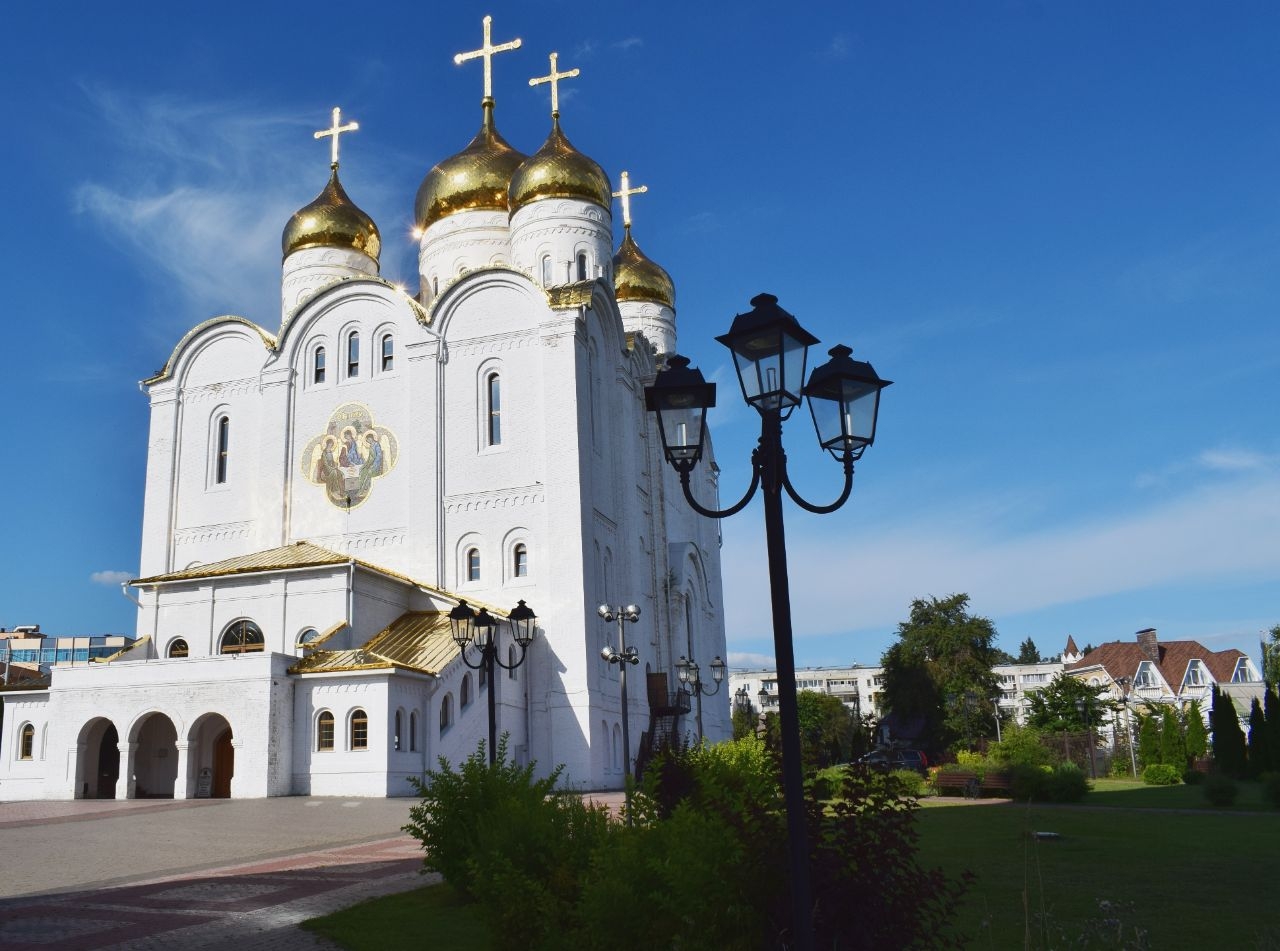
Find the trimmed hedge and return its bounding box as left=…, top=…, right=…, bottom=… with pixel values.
left=1142, top=763, right=1181, bottom=786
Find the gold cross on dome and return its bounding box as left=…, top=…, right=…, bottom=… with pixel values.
left=612, top=170, right=649, bottom=228
left=454, top=15, right=522, bottom=101
left=314, top=107, right=359, bottom=168
left=529, top=52, right=579, bottom=117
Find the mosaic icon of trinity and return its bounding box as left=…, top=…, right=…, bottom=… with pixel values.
left=300, top=403, right=399, bottom=508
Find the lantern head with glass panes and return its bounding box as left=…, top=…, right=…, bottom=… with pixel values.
left=714, top=293, right=819, bottom=418
left=801, top=345, right=892, bottom=461
left=644, top=355, right=716, bottom=472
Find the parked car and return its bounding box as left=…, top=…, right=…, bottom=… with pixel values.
left=855, top=748, right=929, bottom=775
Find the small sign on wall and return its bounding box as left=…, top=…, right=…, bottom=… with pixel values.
left=195, top=767, right=213, bottom=798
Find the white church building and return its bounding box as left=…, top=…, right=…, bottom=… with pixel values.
left=0, top=21, right=729, bottom=800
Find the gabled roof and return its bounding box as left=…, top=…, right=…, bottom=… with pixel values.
left=289, top=611, right=458, bottom=677
left=131, top=541, right=416, bottom=587
left=1067, top=637, right=1250, bottom=689
left=1064, top=635, right=1079, bottom=655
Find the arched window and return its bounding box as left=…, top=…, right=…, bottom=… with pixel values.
left=219, top=620, right=264, bottom=654
left=350, top=709, right=368, bottom=750
left=409, top=711, right=419, bottom=751
left=314, top=346, right=326, bottom=384
left=440, top=695, right=453, bottom=733
left=479, top=663, right=488, bottom=689
left=432, top=276, right=439, bottom=296
left=381, top=334, right=394, bottom=372
left=167, top=638, right=188, bottom=659
left=485, top=373, right=501, bottom=446
left=513, top=543, right=528, bottom=578
left=613, top=723, right=622, bottom=771
left=19, top=723, right=35, bottom=760
left=316, top=712, right=335, bottom=751
left=214, top=416, right=230, bottom=484
left=347, top=331, right=360, bottom=378
left=297, top=628, right=320, bottom=649
left=508, top=644, right=518, bottom=680
left=540, top=254, right=553, bottom=285
left=461, top=673, right=472, bottom=709
left=394, top=711, right=403, bottom=751
left=576, top=252, right=588, bottom=281
left=466, top=548, right=481, bottom=582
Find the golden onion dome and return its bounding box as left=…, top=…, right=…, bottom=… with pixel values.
left=414, top=100, right=527, bottom=230
left=282, top=168, right=381, bottom=261
left=613, top=227, right=675, bottom=310
left=509, top=117, right=611, bottom=214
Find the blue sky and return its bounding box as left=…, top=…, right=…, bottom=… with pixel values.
left=3, top=2, right=1278, bottom=670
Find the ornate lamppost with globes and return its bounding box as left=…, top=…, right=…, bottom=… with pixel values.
left=644, top=292, right=890, bottom=951
left=675, top=654, right=726, bottom=742
left=447, top=599, right=538, bottom=766
left=1114, top=675, right=1139, bottom=777
left=598, top=603, right=642, bottom=785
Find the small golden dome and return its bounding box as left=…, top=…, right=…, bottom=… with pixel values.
left=415, top=100, right=527, bottom=230
left=509, top=117, right=610, bottom=214
left=613, top=227, right=675, bottom=310
left=282, top=168, right=381, bottom=261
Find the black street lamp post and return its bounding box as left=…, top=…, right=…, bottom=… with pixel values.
left=448, top=599, right=537, bottom=765
left=1075, top=697, right=1097, bottom=779
left=598, top=604, right=641, bottom=786
left=1114, top=676, right=1138, bottom=777
left=645, top=293, right=890, bottom=951
left=676, top=654, right=726, bottom=741
left=991, top=696, right=1003, bottom=743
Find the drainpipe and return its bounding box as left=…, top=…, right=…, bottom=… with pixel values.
left=347, top=559, right=356, bottom=644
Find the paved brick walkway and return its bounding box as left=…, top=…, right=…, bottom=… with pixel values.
left=0, top=798, right=432, bottom=950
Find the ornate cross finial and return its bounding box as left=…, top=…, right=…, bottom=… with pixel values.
left=314, top=107, right=359, bottom=169
left=529, top=51, right=579, bottom=118
left=612, top=170, right=649, bottom=229
left=454, top=15, right=522, bottom=102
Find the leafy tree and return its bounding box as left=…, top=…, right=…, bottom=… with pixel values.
left=1210, top=685, right=1248, bottom=779
left=1263, top=624, right=1280, bottom=687
left=880, top=594, right=1001, bottom=754
left=1025, top=674, right=1110, bottom=732
left=1247, top=698, right=1267, bottom=779
left=1159, top=706, right=1186, bottom=768
left=1184, top=700, right=1208, bottom=763
left=991, top=647, right=1016, bottom=665
left=1016, top=637, right=1043, bottom=664
left=1265, top=687, right=1280, bottom=773
left=796, top=691, right=857, bottom=769
left=731, top=703, right=757, bottom=741
left=1137, top=712, right=1161, bottom=768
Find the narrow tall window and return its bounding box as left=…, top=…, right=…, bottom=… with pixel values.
left=508, top=645, right=518, bottom=680
left=317, top=712, right=334, bottom=751
left=466, top=548, right=481, bottom=582
left=167, top=638, right=188, bottom=659
left=350, top=709, right=368, bottom=750
left=394, top=711, right=403, bottom=752
left=314, top=346, right=326, bottom=384
left=540, top=255, right=553, bottom=285
left=440, top=695, right=452, bottom=733
left=486, top=373, right=501, bottom=446
left=409, top=711, right=419, bottom=751
left=461, top=674, right=472, bottom=709
left=576, top=252, right=588, bottom=281
left=513, top=543, right=528, bottom=578
left=215, top=416, right=230, bottom=484
left=381, top=333, right=394, bottom=372
left=19, top=724, right=35, bottom=760
left=347, top=332, right=360, bottom=377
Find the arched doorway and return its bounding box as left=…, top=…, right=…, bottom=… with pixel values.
left=189, top=713, right=234, bottom=799
left=130, top=712, right=178, bottom=798
left=76, top=718, right=120, bottom=799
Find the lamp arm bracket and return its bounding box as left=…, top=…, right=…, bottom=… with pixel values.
left=493, top=642, right=529, bottom=671
left=679, top=453, right=761, bottom=520
left=781, top=454, right=854, bottom=515
left=456, top=644, right=487, bottom=672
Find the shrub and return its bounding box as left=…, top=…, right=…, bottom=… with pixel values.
left=886, top=768, right=927, bottom=798
left=1202, top=771, right=1238, bottom=807
left=1142, top=763, right=1181, bottom=786
left=1260, top=771, right=1280, bottom=809
left=1007, top=762, right=1050, bottom=802
left=987, top=723, right=1054, bottom=769
left=1044, top=763, right=1090, bottom=802
left=1182, top=768, right=1206, bottom=785
left=1110, top=757, right=1134, bottom=778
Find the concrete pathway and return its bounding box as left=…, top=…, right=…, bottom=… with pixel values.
left=0, top=797, right=431, bottom=950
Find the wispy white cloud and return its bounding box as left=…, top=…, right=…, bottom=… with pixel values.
left=612, top=37, right=643, bottom=52
left=825, top=34, right=851, bottom=58
left=722, top=471, right=1280, bottom=650
left=728, top=651, right=776, bottom=668
left=573, top=40, right=598, bottom=60
left=90, top=570, right=134, bottom=586
left=1137, top=444, right=1277, bottom=487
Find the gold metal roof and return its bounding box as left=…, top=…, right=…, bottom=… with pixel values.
left=546, top=280, right=596, bottom=308
left=289, top=611, right=459, bottom=676
left=613, top=226, right=675, bottom=310
left=509, top=118, right=610, bottom=214
left=282, top=168, right=381, bottom=261
left=131, top=541, right=415, bottom=587
left=94, top=634, right=151, bottom=664
left=415, top=100, right=527, bottom=230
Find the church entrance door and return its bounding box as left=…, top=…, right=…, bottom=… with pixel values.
left=212, top=729, right=234, bottom=798
left=96, top=724, right=119, bottom=798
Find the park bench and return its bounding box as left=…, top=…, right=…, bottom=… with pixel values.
left=934, top=770, right=1014, bottom=799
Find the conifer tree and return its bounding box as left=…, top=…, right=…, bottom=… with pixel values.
left=1159, top=706, right=1185, bottom=768
left=1210, top=685, right=1248, bottom=779
left=1265, top=686, right=1280, bottom=773
left=1137, top=712, right=1161, bottom=768
left=1247, top=698, right=1267, bottom=779
left=1184, top=700, right=1208, bottom=764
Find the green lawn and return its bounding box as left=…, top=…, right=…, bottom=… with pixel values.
left=917, top=797, right=1280, bottom=948
left=1076, top=776, right=1271, bottom=811
left=301, top=881, right=492, bottom=951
